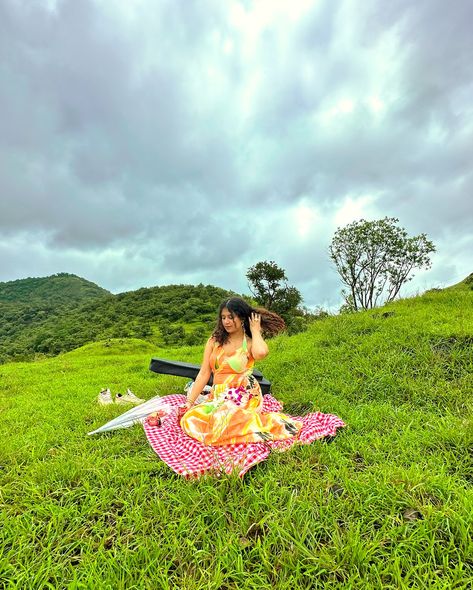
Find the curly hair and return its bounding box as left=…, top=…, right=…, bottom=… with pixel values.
left=212, top=297, right=285, bottom=345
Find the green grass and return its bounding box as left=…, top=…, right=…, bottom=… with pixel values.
left=0, top=285, right=472, bottom=589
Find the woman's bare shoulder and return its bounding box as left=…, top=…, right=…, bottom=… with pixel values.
left=202, top=336, right=216, bottom=361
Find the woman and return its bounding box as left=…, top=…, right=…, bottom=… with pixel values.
left=180, top=297, right=302, bottom=445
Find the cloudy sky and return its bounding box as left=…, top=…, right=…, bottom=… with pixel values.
left=1, top=0, right=472, bottom=309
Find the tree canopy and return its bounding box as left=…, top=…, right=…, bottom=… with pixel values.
left=246, top=260, right=302, bottom=316
left=329, top=217, right=436, bottom=311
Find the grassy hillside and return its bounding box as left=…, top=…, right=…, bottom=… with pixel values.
left=0, top=283, right=472, bottom=588
left=0, top=277, right=233, bottom=364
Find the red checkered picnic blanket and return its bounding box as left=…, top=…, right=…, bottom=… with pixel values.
left=143, top=394, right=345, bottom=477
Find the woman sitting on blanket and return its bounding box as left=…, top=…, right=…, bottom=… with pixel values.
left=180, top=297, right=302, bottom=446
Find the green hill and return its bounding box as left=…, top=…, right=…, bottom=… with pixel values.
left=0, top=281, right=471, bottom=588
left=0, top=273, right=110, bottom=363
left=0, top=273, right=110, bottom=362
left=0, top=272, right=109, bottom=305
left=0, top=275, right=234, bottom=363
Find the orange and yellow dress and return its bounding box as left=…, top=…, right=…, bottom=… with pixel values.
left=180, top=335, right=302, bottom=445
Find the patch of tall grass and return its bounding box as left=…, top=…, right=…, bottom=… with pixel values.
left=1, top=287, right=472, bottom=588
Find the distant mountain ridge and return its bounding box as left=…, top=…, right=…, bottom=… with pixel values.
left=0, top=273, right=234, bottom=363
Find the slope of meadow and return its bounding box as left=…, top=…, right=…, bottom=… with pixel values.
left=0, top=283, right=472, bottom=589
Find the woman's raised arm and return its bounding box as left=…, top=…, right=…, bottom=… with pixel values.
left=249, top=312, right=269, bottom=360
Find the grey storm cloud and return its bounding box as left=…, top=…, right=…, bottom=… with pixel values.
left=0, top=0, right=472, bottom=308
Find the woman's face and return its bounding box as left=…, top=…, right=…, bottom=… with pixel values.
left=221, top=307, right=243, bottom=335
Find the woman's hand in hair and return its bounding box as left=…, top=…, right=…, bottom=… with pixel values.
left=249, top=312, right=269, bottom=360
left=249, top=312, right=262, bottom=335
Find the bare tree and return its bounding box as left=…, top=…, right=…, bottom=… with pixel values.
left=329, top=218, right=436, bottom=311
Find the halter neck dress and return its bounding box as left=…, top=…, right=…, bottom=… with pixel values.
left=180, top=334, right=302, bottom=446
